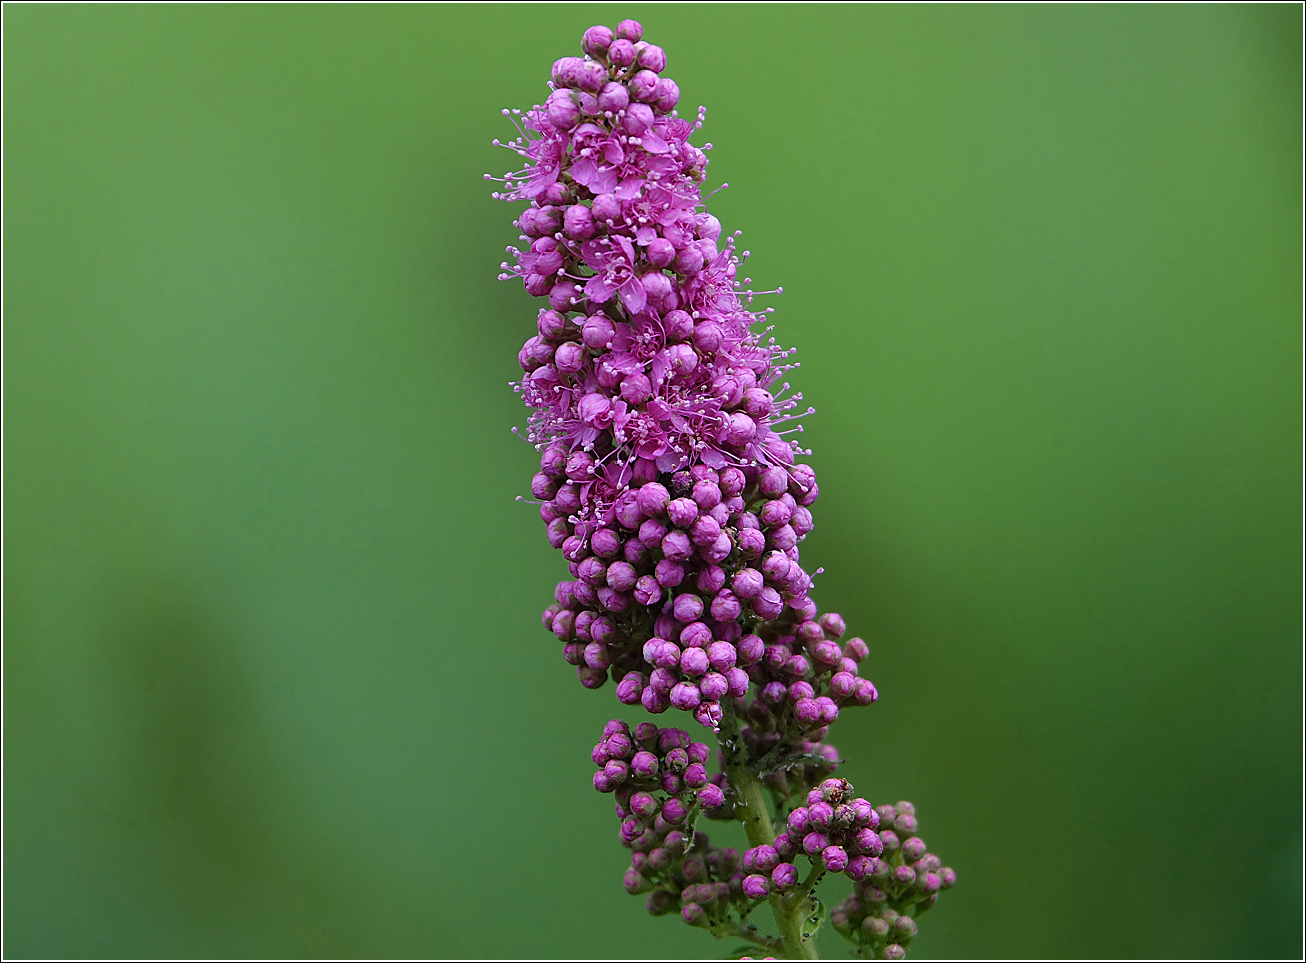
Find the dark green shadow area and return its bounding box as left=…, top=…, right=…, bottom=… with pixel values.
left=4, top=4, right=1301, bottom=959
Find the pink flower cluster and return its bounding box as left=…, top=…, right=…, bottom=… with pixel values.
left=492, top=18, right=877, bottom=743
left=492, top=20, right=957, bottom=959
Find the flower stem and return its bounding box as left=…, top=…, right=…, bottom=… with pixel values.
left=718, top=704, right=820, bottom=960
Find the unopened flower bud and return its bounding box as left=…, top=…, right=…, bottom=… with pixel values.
left=742, top=874, right=769, bottom=900
left=771, top=863, right=798, bottom=890
left=646, top=890, right=678, bottom=916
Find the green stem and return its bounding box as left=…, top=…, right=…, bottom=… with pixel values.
left=713, top=920, right=782, bottom=952
left=718, top=704, right=820, bottom=960
left=792, top=860, right=826, bottom=906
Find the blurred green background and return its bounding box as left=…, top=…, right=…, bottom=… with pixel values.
left=4, top=4, right=1300, bottom=959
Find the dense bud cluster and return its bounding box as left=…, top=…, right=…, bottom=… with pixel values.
left=593, top=719, right=770, bottom=939
left=742, top=777, right=885, bottom=900
left=829, top=801, right=957, bottom=959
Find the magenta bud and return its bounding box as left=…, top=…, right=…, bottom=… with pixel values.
left=636, top=481, right=670, bottom=517
left=793, top=698, right=821, bottom=728
left=623, top=102, right=655, bottom=135
left=603, top=757, right=629, bottom=782
left=915, top=871, right=941, bottom=895
left=697, top=783, right=726, bottom=808
left=813, top=639, right=842, bottom=668
left=661, top=530, right=693, bottom=561
left=708, top=469, right=739, bottom=497
left=662, top=309, right=693, bottom=342
left=632, top=575, right=660, bottom=606
left=737, top=634, right=765, bottom=665
left=616, top=673, right=644, bottom=705
left=620, top=372, right=652, bottom=404
left=787, top=808, right=810, bottom=835
left=637, top=517, right=668, bottom=547
left=674, top=245, right=704, bottom=278
left=589, top=528, right=620, bottom=558
left=592, top=193, right=621, bottom=223
left=680, top=621, right=712, bottom=647
left=564, top=203, right=595, bottom=241
left=582, top=25, right=613, bottom=56
left=788, top=681, right=815, bottom=704
left=654, top=77, right=680, bottom=113
left=691, top=320, right=723, bottom=354
left=670, top=681, right=702, bottom=710
left=696, top=564, right=726, bottom=593
left=554, top=341, right=584, bottom=374
left=758, top=466, right=788, bottom=497
left=830, top=671, right=858, bottom=699
left=844, top=637, right=869, bottom=662
left=851, top=798, right=878, bottom=828
left=637, top=43, right=666, bottom=72
left=693, top=700, right=723, bottom=730
left=646, top=237, right=675, bottom=267
left=748, top=845, right=779, bottom=873
left=803, top=832, right=830, bottom=856
left=683, top=762, right=708, bottom=789
left=691, top=479, right=722, bottom=510
left=608, top=38, right=636, bottom=67
left=724, top=667, right=748, bottom=697
left=845, top=855, right=873, bottom=881
left=654, top=558, right=685, bottom=587
left=741, top=387, right=773, bottom=417
left=547, top=90, right=580, bottom=130
left=667, top=497, right=698, bottom=528
left=854, top=829, right=884, bottom=856
left=901, top=837, right=927, bottom=861
left=623, top=866, right=651, bottom=894
left=679, top=646, right=709, bottom=677
left=673, top=592, right=705, bottom=623
left=576, top=60, right=606, bottom=93
left=808, top=801, right=834, bottom=831
left=736, top=527, right=766, bottom=558
left=551, top=56, right=582, bottom=87
left=615, top=18, right=642, bottom=41
left=597, top=81, right=629, bottom=113
left=698, top=672, right=728, bottom=701
left=662, top=797, right=688, bottom=824
left=629, top=69, right=659, bottom=103
left=853, top=678, right=879, bottom=705
left=815, top=696, right=839, bottom=725
left=709, top=589, right=741, bottom=621
left=707, top=641, right=737, bottom=672
left=742, top=874, right=769, bottom=900
left=771, top=863, right=798, bottom=890
left=605, top=560, right=637, bottom=592
left=822, top=845, right=849, bottom=873
left=629, top=791, right=658, bottom=818
left=630, top=750, right=659, bottom=779
left=894, top=813, right=919, bottom=836
left=818, top=612, right=846, bottom=638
